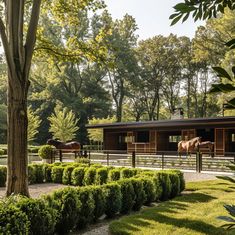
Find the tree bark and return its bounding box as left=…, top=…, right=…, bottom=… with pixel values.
left=6, top=74, right=29, bottom=196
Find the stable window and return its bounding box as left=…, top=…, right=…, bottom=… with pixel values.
left=169, top=135, right=181, bottom=143
left=137, top=131, right=149, bottom=142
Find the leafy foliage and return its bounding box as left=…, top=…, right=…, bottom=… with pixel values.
left=28, top=107, right=42, bottom=143
left=38, top=145, right=54, bottom=160
left=103, top=183, right=122, bottom=218
left=48, top=105, right=79, bottom=142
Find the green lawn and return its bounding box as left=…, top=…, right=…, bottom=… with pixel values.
left=109, top=180, right=235, bottom=235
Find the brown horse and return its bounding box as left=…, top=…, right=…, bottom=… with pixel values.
left=47, top=139, right=81, bottom=150
left=178, top=137, right=202, bottom=157
left=195, top=141, right=214, bottom=157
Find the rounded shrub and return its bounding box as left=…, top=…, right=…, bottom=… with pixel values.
left=89, top=186, right=106, bottom=222
left=45, top=187, right=81, bottom=234
left=170, top=170, right=185, bottom=192
left=152, top=176, right=163, bottom=201
left=43, top=164, right=53, bottom=182
left=95, top=167, right=108, bottom=185
left=0, top=166, right=7, bottom=187
left=0, top=204, right=29, bottom=234
left=129, top=178, right=146, bottom=211
left=28, top=165, right=36, bottom=185
left=76, top=157, right=90, bottom=165
left=118, top=179, right=135, bottom=214
left=0, top=149, right=4, bottom=156
left=103, top=183, right=122, bottom=218
left=71, top=167, right=85, bottom=186
left=38, top=145, right=54, bottom=159
left=51, top=166, right=64, bottom=184
left=120, top=168, right=133, bottom=179
left=31, top=164, right=44, bottom=183
left=76, top=186, right=95, bottom=228
left=83, top=167, right=96, bottom=185
left=62, top=165, right=76, bottom=185
left=91, top=163, right=103, bottom=168
left=108, top=169, right=121, bottom=182
left=16, top=198, right=56, bottom=235
left=155, top=172, right=172, bottom=201
left=168, top=173, right=180, bottom=198
left=141, top=177, right=156, bottom=205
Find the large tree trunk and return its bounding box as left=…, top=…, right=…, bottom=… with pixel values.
left=6, top=75, right=29, bottom=196
left=0, top=0, right=41, bottom=196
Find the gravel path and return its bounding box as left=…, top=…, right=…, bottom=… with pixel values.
left=0, top=183, right=68, bottom=199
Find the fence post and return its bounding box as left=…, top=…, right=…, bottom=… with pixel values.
left=196, top=151, right=202, bottom=173
left=107, top=153, right=109, bottom=166
left=132, top=151, right=136, bottom=168
left=59, top=150, right=63, bottom=162
left=161, top=152, right=164, bottom=170
left=88, top=151, right=91, bottom=166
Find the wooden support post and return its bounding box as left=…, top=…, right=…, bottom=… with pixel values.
left=161, top=152, right=164, bottom=170
left=59, top=150, right=63, bottom=162
left=132, top=151, right=136, bottom=168
left=88, top=151, right=91, bottom=166
left=196, top=152, right=202, bottom=173
left=107, top=153, right=109, bottom=166
left=74, top=151, right=77, bottom=159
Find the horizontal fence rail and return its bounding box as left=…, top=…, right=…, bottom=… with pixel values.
left=1, top=149, right=235, bottom=173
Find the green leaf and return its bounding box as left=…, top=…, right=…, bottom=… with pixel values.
left=225, top=39, right=235, bottom=48
left=173, top=3, right=187, bottom=11
left=210, top=83, right=235, bottom=93
left=182, top=12, right=190, bottom=23
left=169, top=13, right=180, bottom=20
left=213, top=67, right=232, bottom=81
left=170, top=14, right=183, bottom=26
left=227, top=98, right=235, bottom=108
left=232, top=66, right=235, bottom=76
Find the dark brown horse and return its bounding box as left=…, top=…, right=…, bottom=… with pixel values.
left=47, top=139, right=81, bottom=150
left=195, top=141, right=214, bottom=157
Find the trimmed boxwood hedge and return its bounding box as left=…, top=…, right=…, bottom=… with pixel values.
left=108, top=169, right=120, bottom=182
left=16, top=197, right=56, bottom=235
left=0, top=166, right=184, bottom=234
left=76, top=186, right=95, bottom=228
left=83, top=167, right=96, bottom=186
left=95, top=167, right=108, bottom=185
left=51, top=166, right=64, bottom=184
left=118, top=179, right=135, bottom=214
left=103, top=183, right=122, bottom=218
left=71, top=167, right=85, bottom=186
left=0, top=166, right=7, bottom=187
left=0, top=204, right=29, bottom=234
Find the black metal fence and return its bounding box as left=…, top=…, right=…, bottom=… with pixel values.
left=78, top=150, right=234, bottom=173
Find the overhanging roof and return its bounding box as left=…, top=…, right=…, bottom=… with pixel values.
left=86, top=116, right=235, bottom=130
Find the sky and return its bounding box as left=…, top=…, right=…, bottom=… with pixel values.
left=105, top=0, right=205, bottom=40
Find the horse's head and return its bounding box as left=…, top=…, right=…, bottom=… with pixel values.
left=46, top=139, right=54, bottom=145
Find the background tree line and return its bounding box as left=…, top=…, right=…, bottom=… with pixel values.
left=0, top=7, right=234, bottom=145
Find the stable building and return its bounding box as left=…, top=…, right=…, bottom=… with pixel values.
left=86, top=116, right=235, bottom=156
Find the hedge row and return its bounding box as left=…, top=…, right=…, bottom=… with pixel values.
left=0, top=163, right=185, bottom=195
left=0, top=169, right=183, bottom=234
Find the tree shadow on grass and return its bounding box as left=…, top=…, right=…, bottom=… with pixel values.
left=175, top=192, right=216, bottom=203
left=109, top=192, right=223, bottom=235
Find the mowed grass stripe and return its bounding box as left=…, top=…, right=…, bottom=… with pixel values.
left=109, top=180, right=235, bottom=235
